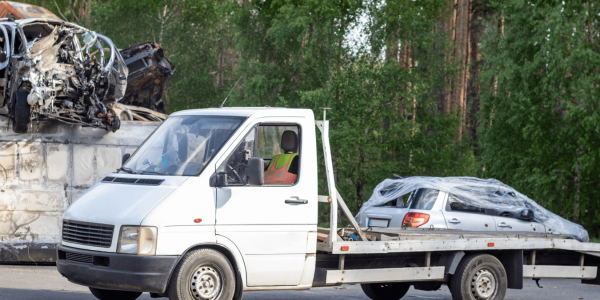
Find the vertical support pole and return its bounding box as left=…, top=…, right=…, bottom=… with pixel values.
left=531, top=250, right=536, bottom=266
left=339, top=254, right=345, bottom=271
left=320, top=120, right=338, bottom=243
left=580, top=254, right=585, bottom=267
left=425, top=252, right=431, bottom=268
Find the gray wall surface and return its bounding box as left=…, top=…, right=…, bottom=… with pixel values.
left=0, top=117, right=160, bottom=262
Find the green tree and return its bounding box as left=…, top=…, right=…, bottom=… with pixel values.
left=479, top=0, right=600, bottom=235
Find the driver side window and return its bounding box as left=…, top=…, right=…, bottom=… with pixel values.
left=217, top=127, right=256, bottom=186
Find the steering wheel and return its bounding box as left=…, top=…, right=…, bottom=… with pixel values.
left=226, top=164, right=243, bottom=183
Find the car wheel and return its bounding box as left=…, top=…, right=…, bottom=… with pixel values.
left=12, top=90, right=30, bottom=133
left=89, top=287, right=142, bottom=300
left=360, top=282, right=410, bottom=300
left=167, top=248, right=236, bottom=300
left=450, top=254, right=507, bottom=300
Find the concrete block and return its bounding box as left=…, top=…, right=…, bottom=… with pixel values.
left=15, top=191, right=68, bottom=212
left=0, top=189, right=16, bottom=211
left=11, top=212, right=62, bottom=243
left=19, top=143, right=43, bottom=181
left=97, top=147, right=121, bottom=178
left=47, top=144, right=69, bottom=181
left=73, top=145, right=95, bottom=186
left=0, top=143, right=16, bottom=185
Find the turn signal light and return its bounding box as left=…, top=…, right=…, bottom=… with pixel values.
left=402, top=212, right=430, bottom=228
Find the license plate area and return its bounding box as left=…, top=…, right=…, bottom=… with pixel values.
left=368, top=218, right=389, bottom=227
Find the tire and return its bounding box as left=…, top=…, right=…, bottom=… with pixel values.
left=450, top=254, right=507, bottom=300
left=360, top=282, right=410, bottom=300
left=12, top=90, right=30, bottom=133
left=89, top=287, right=142, bottom=300
left=167, top=248, right=236, bottom=300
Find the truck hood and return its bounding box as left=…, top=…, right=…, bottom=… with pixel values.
left=63, top=175, right=188, bottom=226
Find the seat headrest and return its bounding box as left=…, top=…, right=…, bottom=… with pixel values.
left=281, top=130, right=298, bottom=153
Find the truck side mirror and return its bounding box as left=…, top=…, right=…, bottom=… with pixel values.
left=122, top=153, right=131, bottom=166
left=246, top=157, right=264, bottom=186
left=520, top=209, right=534, bottom=221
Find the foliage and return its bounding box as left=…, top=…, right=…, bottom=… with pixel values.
left=19, top=0, right=600, bottom=234
left=479, top=0, right=600, bottom=234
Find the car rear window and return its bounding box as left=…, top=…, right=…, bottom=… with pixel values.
left=408, top=189, right=440, bottom=210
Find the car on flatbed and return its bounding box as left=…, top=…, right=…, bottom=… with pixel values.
left=56, top=107, right=600, bottom=300
left=359, top=188, right=546, bottom=233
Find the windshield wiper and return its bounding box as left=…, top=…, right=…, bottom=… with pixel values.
left=117, top=167, right=136, bottom=174
left=140, top=170, right=166, bottom=176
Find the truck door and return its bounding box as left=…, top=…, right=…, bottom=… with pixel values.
left=214, top=119, right=317, bottom=287
left=442, top=193, right=496, bottom=231
left=492, top=215, right=545, bottom=233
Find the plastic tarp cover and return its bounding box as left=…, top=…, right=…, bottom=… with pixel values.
left=356, top=176, right=589, bottom=242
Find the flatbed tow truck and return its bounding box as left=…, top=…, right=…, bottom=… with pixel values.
left=55, top=107, right=600, bottom=300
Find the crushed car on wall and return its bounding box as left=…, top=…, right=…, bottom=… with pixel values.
left=0, top=18, right=127, bottom=133
left=119, top=41, right=173, bottom=114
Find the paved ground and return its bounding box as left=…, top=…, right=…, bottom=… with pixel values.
left=0, top=265, right=598, bottom=300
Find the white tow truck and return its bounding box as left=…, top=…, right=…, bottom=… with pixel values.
left=56, top=107, right=600, bottom=300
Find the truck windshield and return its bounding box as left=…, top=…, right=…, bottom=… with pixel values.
left=123, top=115, right=244, bottom=176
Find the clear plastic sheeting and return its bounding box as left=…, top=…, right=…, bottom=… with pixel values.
left=356, top=176, right=589, bottom=242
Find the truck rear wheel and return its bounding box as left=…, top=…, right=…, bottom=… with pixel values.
left=450, top=254, right=507, bottom=300
left=360, top=282, right=410, bottom=300
left=167, top=248, right=236, bottom=300
left=89, top=287, right=142, bottom=300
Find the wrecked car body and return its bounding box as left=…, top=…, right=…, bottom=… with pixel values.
left=119, top=41, right=173, bottom=113
left=113, top=103, right=167, bottom=122
left=0, top=18, right=128, bottom=133
left=357, top=176, right=589, bottom=242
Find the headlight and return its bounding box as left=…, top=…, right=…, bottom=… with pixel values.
left=117, top=226, right=157, bottom=255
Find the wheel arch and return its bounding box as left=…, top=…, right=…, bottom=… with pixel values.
left=166, top=242, right=245, bottom=300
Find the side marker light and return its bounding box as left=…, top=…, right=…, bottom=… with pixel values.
left=341, top=246, right=349, bottom=251
left=488, top=243, right=495, bottom=247
left=194, top=218, right=202, bottom=223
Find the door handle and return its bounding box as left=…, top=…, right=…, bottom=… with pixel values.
left=448, top=218, right=461, bottom=224
left=498, top=222, right=512, bottom=229
left=285, top=197, right=308, bottom=205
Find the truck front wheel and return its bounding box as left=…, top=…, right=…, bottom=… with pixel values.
left=89, top=287, right=142, bottom=300
left=360, top=282, right=410, bottom=300
left=450, top=254, right=507, bottom=300
left=167, top=248, right=236, bottom=300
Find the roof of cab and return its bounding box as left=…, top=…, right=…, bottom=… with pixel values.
left=170, top=107, right=313, bottom=118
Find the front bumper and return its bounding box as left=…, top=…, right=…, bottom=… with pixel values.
left=56, top=244, right=179, bottom=293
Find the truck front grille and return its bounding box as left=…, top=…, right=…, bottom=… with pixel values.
left=65, top=252, right=93, bottom=264
left=62, top=220, right=114, bottom=248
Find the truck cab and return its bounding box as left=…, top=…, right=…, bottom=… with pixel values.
left=57, top=108, right=318, bottom=300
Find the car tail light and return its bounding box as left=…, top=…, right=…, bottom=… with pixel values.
left=402, top=212, right=430, bottom=228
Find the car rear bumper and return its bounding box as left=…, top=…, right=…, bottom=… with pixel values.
left=56, top=244, right=178, bottom=293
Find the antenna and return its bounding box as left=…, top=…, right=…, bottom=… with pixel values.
left=219, top=76, right=243, bottom=108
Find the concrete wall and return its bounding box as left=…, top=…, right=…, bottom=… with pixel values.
left=0, top=117, right=159, bottom=263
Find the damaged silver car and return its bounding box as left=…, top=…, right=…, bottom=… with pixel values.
left=0, top=18, right=128, bottom=133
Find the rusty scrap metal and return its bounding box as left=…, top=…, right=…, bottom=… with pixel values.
left=119, top=41, right=174, bottom=113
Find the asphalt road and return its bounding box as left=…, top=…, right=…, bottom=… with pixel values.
left=0, top=265, right=598, bottom=300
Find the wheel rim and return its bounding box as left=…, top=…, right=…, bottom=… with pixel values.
left=471, top=268, right=497, bottom=299
left=190, top=265, right=222, bottom=299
